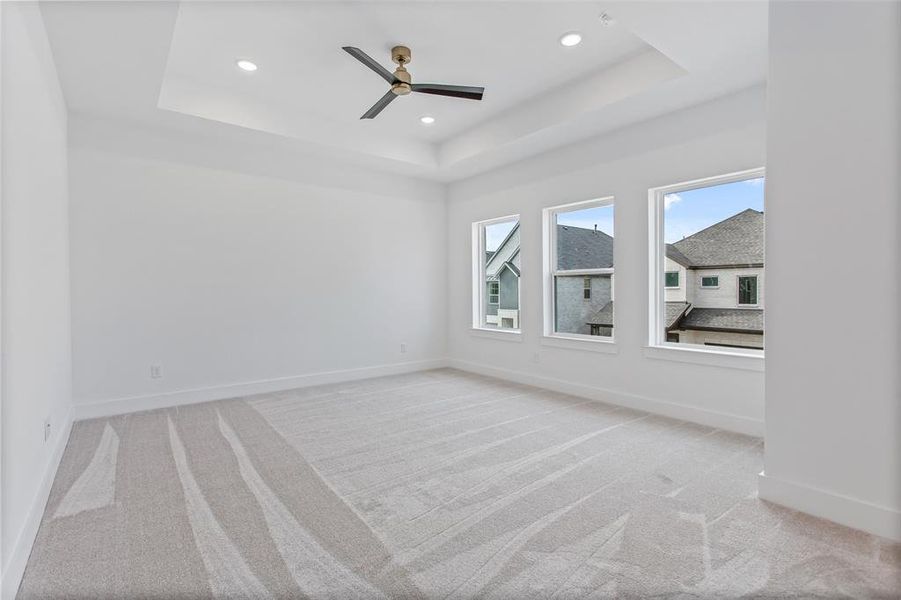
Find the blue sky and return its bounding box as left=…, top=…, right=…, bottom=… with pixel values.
left=557, top=204, right=614, bottom=236
left=485, top=219, right=517, bottom=252
left=485, top=177, right=764, bottom=250
left=664, top=177, right=764, bottom=242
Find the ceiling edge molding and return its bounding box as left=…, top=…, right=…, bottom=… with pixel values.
left=67, top=112, right=445, bottom=201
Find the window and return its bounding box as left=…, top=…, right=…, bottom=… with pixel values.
left=543, top=198, right=614, bottom=339
left=473, top=216, right=520, bottom=331
left=649, top=169, right=765, bottom=356
left=738, top=276, right=758, bottom=305
left=487, top=281, right=499, bottom=305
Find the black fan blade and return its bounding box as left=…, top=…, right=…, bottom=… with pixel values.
left=411, top=84, right=484, bottom=101
left=361, top=90, right=397, bottom=119
left=342, top=46, right=397, bottom=85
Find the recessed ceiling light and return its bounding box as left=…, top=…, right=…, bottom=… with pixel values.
left=236, top=59, right=258, bottom=72
left=559, top=32, right=582, bottom=47
left=420, top=115, right=436, bottom=125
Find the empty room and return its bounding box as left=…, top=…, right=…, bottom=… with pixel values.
left=1, top=1, right=899, bottom=598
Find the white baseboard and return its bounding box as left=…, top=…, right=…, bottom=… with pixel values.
left=73, top=359, right=449, bottom=421
left=758, top=472, right=901, bottom=542
left=448, top=359, right=763, bottom=436
left=1, top=406, right=74, bottom=600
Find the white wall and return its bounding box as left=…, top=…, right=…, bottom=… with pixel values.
left=761, top=0, right=901, bottom=541
left=68, top=117, right=447, bottom=416
left=0, top=2, right=72, bottom=595
left=447, top=86, right=766, bottom=435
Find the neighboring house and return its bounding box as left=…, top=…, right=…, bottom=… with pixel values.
left=554, top=225, right=614, bottom=336
left=486, top=223, right=614, bottom=333
left=486, top=210, right=763, bottom=345
left=485, top=225, right=522, bottom=328
left=588, top=208, right=765, bottom=349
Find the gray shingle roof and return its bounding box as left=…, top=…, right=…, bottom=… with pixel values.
left=588, top=302, right=614, bottom=326
left=665, top=302, right=691, bottom=328
left=489, top=224, right=613, bottom=274
left=590, top=303, right=764, bottom=332
left=557, top=225, right=614, bottom=270
left=677, top=307, right=764, bottom=333
left=587, top=301, right=689, bottom=328
left=669, top=209, right=764, bottom=267
left=664, top=244, right=695, bottom=268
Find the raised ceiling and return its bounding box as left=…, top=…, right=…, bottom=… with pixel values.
left=39, top=1, right=767, bottom=182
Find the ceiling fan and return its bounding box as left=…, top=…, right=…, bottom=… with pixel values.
left=342, top=45, right=485, bottom=119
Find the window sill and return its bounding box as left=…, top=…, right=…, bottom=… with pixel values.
left=469, top=328, right=523, bottom=342
left=541, top=335, right=618, bottom=354
left=643, top=344, right=764, bottom=371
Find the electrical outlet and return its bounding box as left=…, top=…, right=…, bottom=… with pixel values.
left=43, top=418, right=51, bottom=443
left=150, top=364, right=163, bottom=379
left=400, top=343, right=407, bottom=354
left=531, top=352, right=541, bottom=364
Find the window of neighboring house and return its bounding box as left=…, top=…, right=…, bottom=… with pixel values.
left=738, top=275, right=758, bottom=305
left=543, top=198, right=614, bottom=339
left=487, top=281, right=499, bottom=305
left=649, top=169, right=765, bottom=356
left=472, top=215, right=520, bottom=332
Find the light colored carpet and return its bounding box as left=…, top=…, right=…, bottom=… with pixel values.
left=19, top=368, right=901, bottom=598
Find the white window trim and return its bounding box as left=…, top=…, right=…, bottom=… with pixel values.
left=472, top=214, right=521, bottom=337
left=647, top=168, right=765, bottom=368
left=541, top=197, right=616, bottom=348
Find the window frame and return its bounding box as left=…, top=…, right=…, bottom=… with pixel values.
left=737, top=275, right=759, bottom=306
left=487, top=281, right=500, bottom=305
left=664, top=271, right=680, bottom=289
left=647, top=168, right=765, bottom=368
left=472, top=214, right=522, bottom=337
left=541, top=197, right=617, bottom=351
left=700, top=275, right=720, bottom=289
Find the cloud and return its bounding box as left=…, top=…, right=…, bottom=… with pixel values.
left=743, top=178, right=764, bottom=187
left=664, top=193, right=682, bottom=210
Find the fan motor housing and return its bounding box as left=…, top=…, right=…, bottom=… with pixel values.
left=392, top=59, right=412, bottom=95
left=391, top=83, right=412, bottom=96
